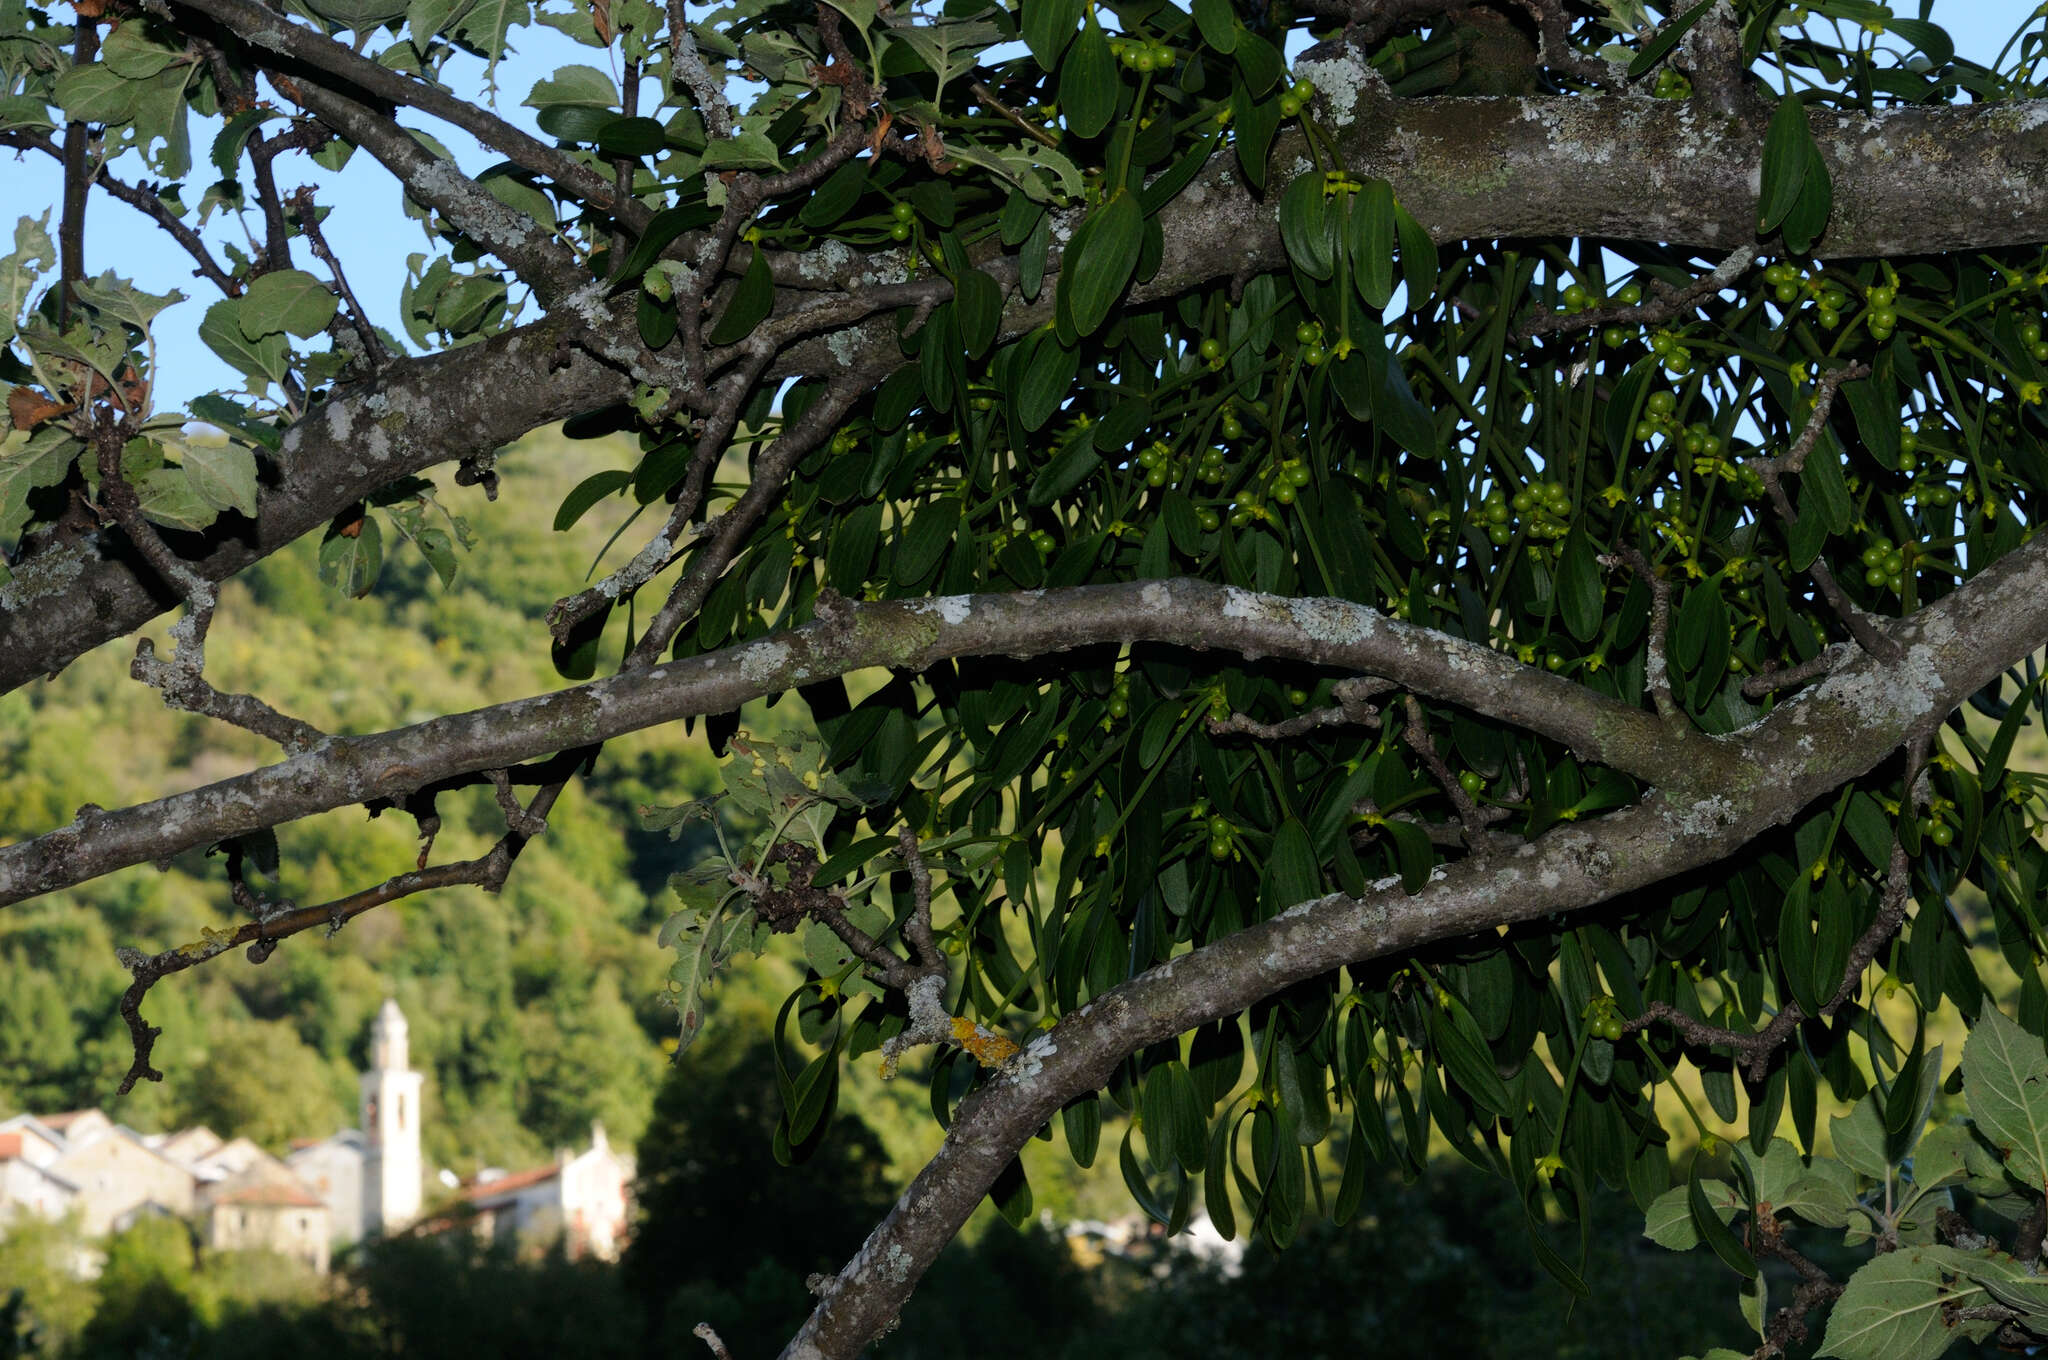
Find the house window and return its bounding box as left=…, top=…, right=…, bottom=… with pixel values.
left=298, top=1215, right=309, bottom=1232
left=397, top=1094, right=406, bottom=1130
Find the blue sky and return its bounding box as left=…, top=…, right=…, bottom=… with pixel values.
left=5, top=1, right=2040, bottom=410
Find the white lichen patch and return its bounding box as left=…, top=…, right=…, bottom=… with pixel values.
left=1287, top=596, right=1375, bottom=646
left=921, top=595, right=973, bottom=626
left=801, top=238, right=858, bottom=283
left=740, top=639, right=790, bottom=687
left=1219, top=586, right=1261, bottom=620
left=1671, top=794, right=1737, bottom=838
left=826, top=327, right=863, bottom=368
left=884, top=1243, right=914, bottom=1283
left=1140, top=582, right=1170, bottom=612
left=1294, top=52, right=1368, bottom=128
left=0, top=541, right=88, bottom=612
left=1811, top=614, right=1952, bottom=726
left=1008, top=1032, right=1057, bottom=1081
left=325, top=400, right=354, bottom=444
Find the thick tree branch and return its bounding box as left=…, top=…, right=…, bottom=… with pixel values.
left=11, top=84, right=2048, bottom=701
left=0, top=576, right=1722, bottom=905
left=8, top=519, right=2046, bottom=909
left=0, top=318, right=629, bottom=694
left=777, top=542, right=2048, bottom=1359
left=163, top=0, right=643, bottom=230
left=282, top=76, right=587, bottom=304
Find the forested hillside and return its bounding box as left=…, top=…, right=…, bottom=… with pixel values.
left=0, top=431, right=712, bottom=1168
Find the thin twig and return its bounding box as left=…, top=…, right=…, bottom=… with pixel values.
left=57, top=17, right=100, bottom=324
left=669, top=1, right=734, bottom=138
left=1750, top=364, right=1899, bottom=662
left=626, top=362, right=881, bottom=666
left=1624, top=841, right=1913, bottom=1080
left=1518, top=247, right=1756, bottom=342
left=114, top=781, right=562, bottom=1091
left=1602, top=548, right=1681, bottom=720
left=1, top=128, right=239, bottom=296
left=1743, top=643, right=1850, bottom=699
left=164, top=0, right=646, bottom=230
left=291, top=186, right=387, bottom=370
left=898, top=826, right=942, bottom=973
left=1400, top=694, right=1506, bottom=838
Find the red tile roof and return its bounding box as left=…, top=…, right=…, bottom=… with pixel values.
left=38, top=1109, right=98, bottom=1130
left=460, top=1163, right=560, bottom=1202
left=0, top=1132, right=21, bottom=1160
left=211, top=1182, right=326, bottom=1209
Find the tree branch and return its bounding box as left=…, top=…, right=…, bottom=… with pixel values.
left=279, top=75, right=587, bottom=304
left=9, top=523, right=2044, bottom=910
left=11, top=84, right=2048, bottom=700
left=163, top=0, right=644, bottom=231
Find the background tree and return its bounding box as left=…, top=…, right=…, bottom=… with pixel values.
left=5, top=0, right=2048, bottom=1357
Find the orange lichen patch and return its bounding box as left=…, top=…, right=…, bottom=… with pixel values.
left=950, top=1015, right=1018, bottom=1067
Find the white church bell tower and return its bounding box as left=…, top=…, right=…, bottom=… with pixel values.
left=360, top=998, right=423, bottom=1233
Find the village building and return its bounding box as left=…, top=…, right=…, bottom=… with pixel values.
left=0, top=998, right=632, bottom=1274
left=452, top=1121, right=634, bottom=1262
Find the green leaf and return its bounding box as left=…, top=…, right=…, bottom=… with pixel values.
left=1556, top=528, right=1603, bottom=642
left=1190, top=0, right=1237, bottom=52
left=1278, top=174, right=1336, bottom=282
left=555, top=468, right=632, bottom=531
left=1983, top=675, right=2041, bottom=787
left=1028, top=435, right=1101, bottom=507
left=953, top=267, right=1002, bottom=359
left=319, top=515, right=384, bottom=597
left=706, top=246, right=773, bottom=346
left=990, top=1156, right=1033, bottom=1228
left=0, top=428, right=81, bottom=538
left=1427, top=996, right=1512, bottom=1119
left=1055, top=191, right=1142, bottom=339
left=130, top=464, right=214, bottom=532
left=1759, top=94, right=1817, bottom=236
left=408, top=0, right=479, bottom=46
left=1643, top=1179, right=1740, bottom=1250
left=1672, top=576, right=1723, bottom=671
left=198, top=296, right=288, bottom=383
left=1059, top=16, right=1117, bottom=140
left=1377, top=816, right=1433, bottom=895
left=1262, top=818, right=1320, bottom=909
left=1819, top=1246, right=1995, bottom=1360
left=1394, top=202, right=1438, bottom=303
left=1963, top=1008, right=2048, bottom=1184
left=54, top=65, right=142, bottom=126
left=236, top=269, right=338, bottom=340
left=1017, top=333, right=1079, bottom=432
left=594, top=115, right=667, bottom=158
left=1689, top=1160, right=1757, bottom=1278
left=609, top=203, right=720, bottom=290
left=1348, top=179, right=1396, bottom=310
left=1735, top=1137, right=1806, bottom=1208
left=1062, top=1094, right=1101, bottom=1168
left=100, top=22, right=187, bottom=79
left=1021, top=0, right=1083, bottom=70
left=1777, top=1161, right=1862, bottom=1229
left=894, top=498, right=960, bottom=587
left=1830, top=1091, right=1893, bottom=1180
left=662, top=903, right=763, bottom=1056
left=179, top=438, right=259, bottom=518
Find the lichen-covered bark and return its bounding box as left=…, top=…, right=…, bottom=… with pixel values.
left=5, top=84, right=2048, bottom=694
left=0, top=321, right=626, bottom=693
left=780, top=527, right=2048, bottom=1360
left=0, top=577, right=1719, bottom=904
